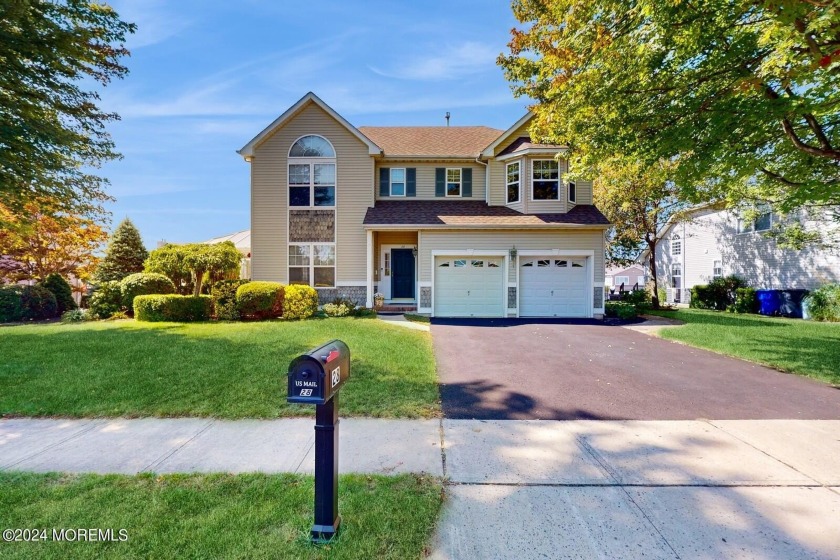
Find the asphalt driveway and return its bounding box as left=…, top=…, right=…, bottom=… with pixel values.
left=432, top=319, right=840, bottom=420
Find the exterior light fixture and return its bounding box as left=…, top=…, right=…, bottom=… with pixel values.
left=509, top=246, right=517, bottom=259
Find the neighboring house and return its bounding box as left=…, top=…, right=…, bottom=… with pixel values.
left=605, top=264, right=646, bottom=293
left=646, top=206, right=840, bottom=304
left=204, top=230, right=252, bottom=279
left=237, top=92, right=610, bottom=318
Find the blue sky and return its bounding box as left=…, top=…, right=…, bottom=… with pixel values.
left=100, top=1, right=528, bottom=247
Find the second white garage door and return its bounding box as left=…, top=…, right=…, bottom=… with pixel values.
left=520, top=257, right=589, bottom=317
left=434, top=256, right=505, bottom=317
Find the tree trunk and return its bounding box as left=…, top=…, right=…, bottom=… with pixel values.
left=647, top=239, right=660, bottom=309
left=192, top=269, right=205, bottom=297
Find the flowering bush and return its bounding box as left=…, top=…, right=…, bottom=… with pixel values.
left=283, top=284, right=318, bottom=320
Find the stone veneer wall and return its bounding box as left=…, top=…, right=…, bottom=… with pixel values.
left=593, top=287, right=604, bottom=309
left=507, top=287, right=517, bottom=309
left=289, top=210, right=335, bottom=242
left=420, top=287, right=432, bottom=308
left=317, top=286, right=366, bottom=306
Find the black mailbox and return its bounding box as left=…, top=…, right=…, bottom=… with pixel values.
left=287, top=339, right=350, bottom=405
left=286, top=339, right=351, bottom=543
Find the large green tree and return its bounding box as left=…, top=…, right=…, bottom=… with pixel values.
left=588, top=156, right=684, bottom=308
left=499, top=0, right=840, bottom=214
left=95, top=218, right=148, bottom=282
left=146, top=242, right=242, bottom=296
left=0, top=1, right=135, bottom=216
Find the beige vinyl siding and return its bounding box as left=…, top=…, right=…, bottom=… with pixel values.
left=419, top=229, right=606, bottom=284
left=374, top=161, right=485, bottom=200
left=250, top=102, right=373, bottom=284
left=488, top=120, right=532, bottom=206
left=574, top=179, right=592, bottom=205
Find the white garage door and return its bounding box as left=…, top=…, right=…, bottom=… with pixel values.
left=520, top=257, right=589, bottom=317
left=434, top=257, right=505, bottom=317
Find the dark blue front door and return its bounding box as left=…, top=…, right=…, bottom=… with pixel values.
left=391, top=249, right=415, bottom=299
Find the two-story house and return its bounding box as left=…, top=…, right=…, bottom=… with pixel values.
left=647, top=206, right=840, bottom=304
left=238, top=92, right=610, bottom=318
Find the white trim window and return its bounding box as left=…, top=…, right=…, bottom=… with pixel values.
left=738, top=208, right=775, bottom=233
left=289, top=243, right=335, bottom=288
left=713, top=260, right=722, bottom=279
left=506, top=161, right=520, bottom=203
left=288, top=135, right=336, bottom=207
left=671, top=234, right=681, bottom=256
left=390, top=168, right=406, bottom=197
left=671, top=263, right=682, bottom=288
left=615, top=275, right=630, bottom=286
left=446, top=168, right=462, bottom=197
left=532, top=160, right=559, bottom=200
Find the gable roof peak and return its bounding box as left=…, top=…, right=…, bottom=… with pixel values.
left=238, top=92, right=381, bottom=159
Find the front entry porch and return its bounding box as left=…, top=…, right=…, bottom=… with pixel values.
left=367, top=230, right=419, bottom=308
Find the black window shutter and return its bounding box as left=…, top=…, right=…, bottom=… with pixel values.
left=379, top=167, right=389, bottom=197
left=462, top=168, right=473, bottom=198
left=435, top=168, right=445, bottom=197
left=406, top=168, right=416, bottom=197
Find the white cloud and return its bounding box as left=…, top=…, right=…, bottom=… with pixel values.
left=110, top=0, right=192, bottom=49
left=369, top=41, right=499, bottom=81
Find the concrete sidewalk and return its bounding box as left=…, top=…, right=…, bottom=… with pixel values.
left=2, top=417, right=839, bottom=559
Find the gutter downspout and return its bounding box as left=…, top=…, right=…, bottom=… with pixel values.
left=475, top=155, right=489, bottom=204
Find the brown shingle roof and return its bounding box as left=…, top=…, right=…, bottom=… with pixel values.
left=497, top=136, right=567, bottom=157
left=358, top=126, right=503, bottom=157
left=363, top=201, right=610, bottom=227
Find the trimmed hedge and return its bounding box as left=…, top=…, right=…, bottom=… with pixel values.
left=731, top=287, right=758, bottom=314
left=605, top=301, right=637, bottom=319
left=236, top=281, right=284, bottom=320
left=690, top=275, right=746, bottom=310
left=0, top=285, right=24, bottom=323
left=212, top=279, right=249, bottom=320
left=40, top=273, right=77, bottom=315
left=134, top=294, right=213, bottom=322
left=20, top=285, right=59, bottom=320
left=89, top=280, right=123, bottom=319
left=120, top=272, right=176, bottom=312
left=284, top=284, right=318, bottom=320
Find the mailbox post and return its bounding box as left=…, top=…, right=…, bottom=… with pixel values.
left=287, top=339, right=350, bottom=543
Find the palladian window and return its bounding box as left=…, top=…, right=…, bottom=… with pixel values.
left=288, top=135, right=336, bottom=207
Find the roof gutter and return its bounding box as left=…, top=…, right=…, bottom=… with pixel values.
left=364, top=223, right=611, bottom=231
left=473, top=155, right=488, bottom=204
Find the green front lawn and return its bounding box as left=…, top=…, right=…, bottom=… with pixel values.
left=646, top=309, right=840, bottom=385
left=0, top=319, right=439, bottom=418
left=0, top=472, right=442, bottom=560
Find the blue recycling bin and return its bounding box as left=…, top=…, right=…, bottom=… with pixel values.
left=756, top=290, right=781, bottom=316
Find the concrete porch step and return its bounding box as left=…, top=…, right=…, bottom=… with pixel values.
left=378, top=305, right=417, bottom=313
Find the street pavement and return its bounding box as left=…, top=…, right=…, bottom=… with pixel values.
left=2, top=417, right=839, bottom=559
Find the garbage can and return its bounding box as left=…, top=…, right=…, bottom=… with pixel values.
left=756, top=290, right=781, bottom=316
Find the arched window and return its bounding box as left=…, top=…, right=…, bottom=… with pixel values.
left=289, top=135, right=335, bottom=158
left=288, top=135, right=335, bottom=207
left=671, top=234, right=681, bottom=256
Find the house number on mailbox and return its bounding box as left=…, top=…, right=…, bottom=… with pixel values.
left=331, top=367, right=340, bottom=388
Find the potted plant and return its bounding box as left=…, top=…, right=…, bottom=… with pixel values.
left=373, top=292, right=385, bottom=309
